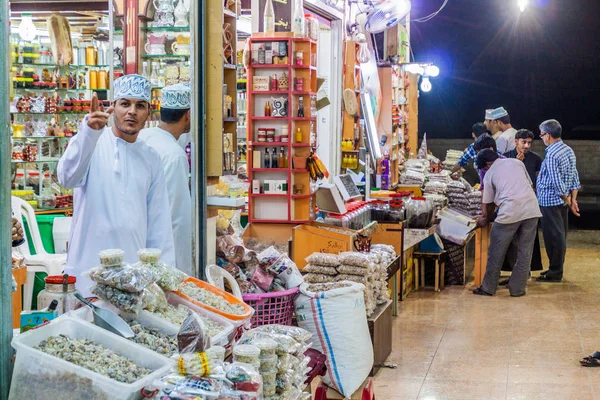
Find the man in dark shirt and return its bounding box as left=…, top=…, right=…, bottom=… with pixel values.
left=503, top=129, right=543, bottom=187
left=501, top=129, right=544, bottom=279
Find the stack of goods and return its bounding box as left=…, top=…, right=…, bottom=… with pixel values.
left=302, top=248, right=396, bottom=317
left=424, top=194, right=448, bottom=218
left=466, top=190, right=483, bottom=217
left=152, top=313, right=266, bottom=399
left=237, top=325, right=313, bottom=399
left=400, top=169, right=425, bottom=186
left=446, top=179, right=472, bottom=214
left=442, top=149, right=464, bottom=170
left=136, top=248, right=186, bottom=291
left=215, top=216, right=303, bottom=295
left=89, top=249, right=165, bottom=314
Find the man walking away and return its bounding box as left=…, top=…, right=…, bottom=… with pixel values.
left=472, top=150, right=542, bottom=297
left=489, top=107, right=517, bottom=154
left=536, top=119, right=581, bottom=283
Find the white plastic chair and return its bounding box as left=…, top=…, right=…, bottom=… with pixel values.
left=205, top=264, right=243, bottom=300
left=11, top=196, right=67, bottom=310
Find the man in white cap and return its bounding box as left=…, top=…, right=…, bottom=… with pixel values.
left=484, top=109, right=502, bottom=140
left=139, top=84, right=192, bottom=275
left=57, top=74, right=175, bottom=296
left=489, top=107, right=517, bottom=153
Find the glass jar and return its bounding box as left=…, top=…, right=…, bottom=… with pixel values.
left=405, top=197, right=432, bottom=228
left=389, top=201, right=405, bottom=222
left=37, top=191, right=57, bottom=209
left=37, top=275, right=81, bottom=315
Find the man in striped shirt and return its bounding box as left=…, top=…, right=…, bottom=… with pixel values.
left=536, top=119, right=581, bottom=283
left=450, top=122, right=490, bottom=175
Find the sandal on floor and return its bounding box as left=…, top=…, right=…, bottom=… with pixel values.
left=472, top=287, right=493, bottom=296
left=580, top=352, right=600, bottom=367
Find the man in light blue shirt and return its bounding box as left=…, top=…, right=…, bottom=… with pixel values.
left=535, top=119, right=580, bottom=283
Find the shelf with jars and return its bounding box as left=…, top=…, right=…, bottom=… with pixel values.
left=246, top=35, right=317, bottom=224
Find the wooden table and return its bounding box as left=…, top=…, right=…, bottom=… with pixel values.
left=473, top=225, right=492, bottom=286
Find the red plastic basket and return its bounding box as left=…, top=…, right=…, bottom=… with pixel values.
left=242, top=287, right=300, bottom=328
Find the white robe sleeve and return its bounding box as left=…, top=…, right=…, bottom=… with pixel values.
left=163, top=155, right=192, bottom=275
left=496, top=135, right=508, bottom=154
left=57, top=116, right=104, bottom=188
left=146, top=162, right=176, bottom=267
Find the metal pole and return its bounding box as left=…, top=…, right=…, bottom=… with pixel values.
left=192, top=0, right=207, bottom=280
left=0, top=0, right=13, bottom=397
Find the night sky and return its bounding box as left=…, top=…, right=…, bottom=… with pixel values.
left=409, top=0, right=600, bottom=139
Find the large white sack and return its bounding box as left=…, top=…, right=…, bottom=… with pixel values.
left=295, top=281, right=373, bottom=397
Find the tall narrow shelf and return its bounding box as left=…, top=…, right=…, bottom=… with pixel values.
left=247, top=36, right=317, bottom=224
left=206, top=0, right=238, bottom=176
left=341, top=40, right=363, bottom=172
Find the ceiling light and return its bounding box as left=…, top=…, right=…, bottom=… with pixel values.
left=518, top=0, right=528, bottom=12
left=18, top=13, right=38, bottom=41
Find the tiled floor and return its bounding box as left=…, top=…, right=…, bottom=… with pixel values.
left=373, top=230, right=600, bottom=400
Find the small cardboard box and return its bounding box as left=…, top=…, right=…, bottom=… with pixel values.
left=242, top=223, right=295, bottom=255
left=292, top=222, right=357, bottom=269
left=251, top=43, right=260, bottom=64
left=252, top=179, right=261, bottom=194
left=253, top=76, right=270, bottom=91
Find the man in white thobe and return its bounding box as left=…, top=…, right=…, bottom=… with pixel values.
left=139, top=83, right=192, bottom=275
left=58, top=74, right=175, bottom=296
left=489, top=107, right=517, bottom=154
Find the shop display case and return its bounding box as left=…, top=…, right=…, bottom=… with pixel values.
left=9, top=8, right=112, bottom=210
left=246, top=36, right=317, bottom=223
left=341, top=40, right=363, bottom=171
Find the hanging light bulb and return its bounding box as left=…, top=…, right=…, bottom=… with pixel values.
left=425, top=65, right=440, bottom=77
left=420, top=76, right=432, bottom=93
left=518, top=0, right=528, bottom=12
left=18, top=13, right=38, bottom=42
left=356, top=33, right=371, bottom=64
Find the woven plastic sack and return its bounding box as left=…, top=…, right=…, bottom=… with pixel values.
left=294, top=281, right=373, bottom=398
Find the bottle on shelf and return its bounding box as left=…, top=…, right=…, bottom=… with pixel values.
left=264, top=148, right=271, bottom=168
left=278, top=147, right=285, bottom=168
left=258, top=45, right=266, bottom=64
left=158, top=67, right=166, bottom=87
left=271, top=147, right=279, bottom=168
left=142, top=61, right=150, bottom=79
left=150, top=62, right=160, bottom=87
left=264, top=0, right=275, bottom=33
left=292, top=0, right=306, bottom=37
left=295, top=127, right=303, bottom=143
left=297, top=96, right=305, bottom=117
left=265, top=101, right=272, bottom=116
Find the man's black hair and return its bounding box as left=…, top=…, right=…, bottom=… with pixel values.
left=515, top=129, right=534, bottom=140
left=476, top=149, right=500, bottom=170
left=160, top=108, right=189, bottom=123
left=473, top=135, right=497, bottom=152
left=472, top=122, right=489, bottom=138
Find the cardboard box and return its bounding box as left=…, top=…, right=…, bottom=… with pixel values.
left=252, top=150, right=262, bottom=168
left=252, top=180, right=261, bottom=194
left=292, top=222, right=357, bottom=269
left=371, top=222, right=404, bottom=254
left=242, top=223, right=295, bottom=255
left=253, top=76, right=270, bottom=91
left=265, top=50, right=273, bottom=65
left=251, top=43, right=260, bottom=64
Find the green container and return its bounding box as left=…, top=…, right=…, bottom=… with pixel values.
left=21, top=213, right=67, bottom=309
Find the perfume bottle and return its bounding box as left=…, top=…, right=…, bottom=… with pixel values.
left=295, top=128, right=303, bottom=143
left=264, top=148, right=271, bottom=168
left=297, top=96, right=305, bottom=117
left=264, top=101, right=272, bottom=116
left=271, top=147, right=278, bottom=168
left=278, top=147, right=285, bottom=168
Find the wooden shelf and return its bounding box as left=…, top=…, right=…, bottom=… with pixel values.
left=250, top=193, right=288, bottom=197
left=250, top=168, right=288, bottom=172
left=249, top=64, right=289, bottom=69
left=252, top=91, right=289, bottom=95
left=251, top=116, right=288, bottom=120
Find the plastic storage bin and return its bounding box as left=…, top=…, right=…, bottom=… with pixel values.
left=9, top=316, right=172, bottom=400
left=173, top=277, right=254, bottom=321
left=166, top=292, right=237, bottom=346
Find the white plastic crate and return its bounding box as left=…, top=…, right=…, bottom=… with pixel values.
left=69, top=299, right=235, bottom=347
left=9, top=316, right=172, bottom=400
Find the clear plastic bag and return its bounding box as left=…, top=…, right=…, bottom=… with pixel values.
left=177, top=310, right=212, bottom=354
left=338, top=252, right=370, bottom=268
left=337, top=274, right=367, bottom=284
left=172, top=352, right=225, bottom=377
left=152, top=374, right=222, bottom=399
left=304, top=253, right=340, bottom=267
left=145, top=261, right=186, bottom=291
left=302, top=273, right=335, bottom=284
left=233, top=344, right=261, bottom=365
left=143, top=283, right=168, bottom=312
left=91, top=283, right=145, bottom=314
left=336, top=265, right=369, bottom=276
left=302, top=264, right=338, bottom=276
left=269, top=255, right=304, bottom=290
left=224, top=362, right=263, bottom=394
